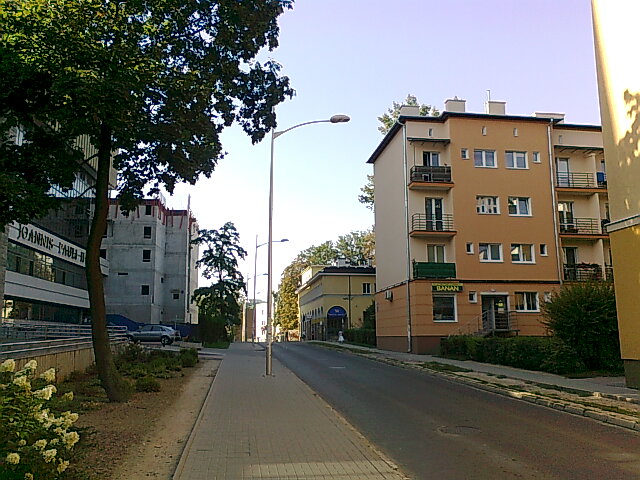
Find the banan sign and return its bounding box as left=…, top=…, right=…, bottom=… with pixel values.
left=9, top=222, right=86, bottom=267
left=432, top=283, right=463, bottom=293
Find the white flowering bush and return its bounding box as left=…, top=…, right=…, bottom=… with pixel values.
left=0, top=359, right=79, bottom=479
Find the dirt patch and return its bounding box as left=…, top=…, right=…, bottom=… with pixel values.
left=70, top=359, right=219, bottom=479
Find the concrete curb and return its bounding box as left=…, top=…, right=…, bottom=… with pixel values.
left=314, top=342, right=640, bottom=434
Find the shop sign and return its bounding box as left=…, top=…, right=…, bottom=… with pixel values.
left=9, top=222, right=86, bottom=267
left=432, top=283, right=463, bottom=293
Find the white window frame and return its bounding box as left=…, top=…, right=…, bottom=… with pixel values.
left=540, top=244, right=548, bottom=256
left=508, top=197, right=531, bottom=216
left=515, top=292, right=539, bottom=312
left=479, top=243, right=502, bottom=262
left=468, top=291, right=478, bottom=303
left=474, top=149, right=496, bottom=168
left=513, top=128, right=519, bottom=137
left=505, top=151, right=528, bottom=169
left=533, top=152, right=541, bottom=163
left=461, top=148, right=469, bottom=159
left=476, top=195, right=500, bottom=214
left=511, top=244, right=535, bottom=264
left=362, top=283, right=372, bottom=294
left=423, top=151, right=440, bottom=166
left=466, top=242, right=474, bottom=254
left=432, top=294, right=457, bottom=322
left=426, top=244, right=445, bottom=263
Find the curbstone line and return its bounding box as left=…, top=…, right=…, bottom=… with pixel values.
left=606, top=416, right=639, bottom=430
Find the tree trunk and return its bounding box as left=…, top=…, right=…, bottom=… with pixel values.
left=85, top=123, right=130, bottom=402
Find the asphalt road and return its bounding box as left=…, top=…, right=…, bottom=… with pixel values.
left=274, top=342, right=640, bottom=480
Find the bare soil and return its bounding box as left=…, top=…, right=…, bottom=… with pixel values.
left=69, top=359, right=219, bottom=480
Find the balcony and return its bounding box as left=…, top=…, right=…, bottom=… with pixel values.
left=413, top=261, right=456, bottom=279
left=559, top=217, right=608, bottom=237
left=410, top=213, right=456, bottom=237
left=563, top=263, right=604, bottom=282
left=409, top=166, right=453, bottom=190
left=556, top=172, right=604, bottom=191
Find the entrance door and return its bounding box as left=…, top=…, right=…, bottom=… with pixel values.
left=558, top=201, right=575, bottom=232
left=481, top=295, right=509, bottom=332
left=423, top=151, right=440, bottom=166
left=425, top=198, right=443, bottom=231
left=556, top=158, right=570, bottom=187
left=563, top=247, right=578, bottom=280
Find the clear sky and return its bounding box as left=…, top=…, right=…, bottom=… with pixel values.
left=165, top=0, right=600, bottom=301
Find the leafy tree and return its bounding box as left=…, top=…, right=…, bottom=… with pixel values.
left=335, top=229, right=375, bottom=266
left=542, top=282, right=621, bottom=371
left=1, top=0, right=294, bottom=401
left=377, top=94, right=439, bottom=135
left=192, top=223, right=247, bottom=343
left=358, top=174, right=374, bottom=211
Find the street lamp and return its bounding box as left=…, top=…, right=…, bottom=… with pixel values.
left=254, top=236, right=288, bottom=343
left=266, top=114, right=350, bottom=376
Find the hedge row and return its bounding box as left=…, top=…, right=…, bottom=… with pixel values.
left=344, top=328, right=376, bottom=347
left=440, top=336, right=589, bottom=375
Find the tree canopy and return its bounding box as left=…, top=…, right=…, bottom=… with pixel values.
left=377, top=94, right=439, bottom=135
left=358, top=174, right=374, bottom=211
left=1, top=0, right=294, bottom=400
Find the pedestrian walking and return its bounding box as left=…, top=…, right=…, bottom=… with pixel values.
left=338, top=330, right=344, bottom=344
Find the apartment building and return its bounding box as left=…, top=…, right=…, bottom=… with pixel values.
left=102, top=196, right=199, bottom=325
left=368, top=98, right=610, bottom=354
left=298, top=264, right=376, bottom=341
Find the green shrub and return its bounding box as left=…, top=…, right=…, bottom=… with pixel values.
left=135, top=376, right=161, bottom=392
left=344, top=328, right=376, bottom=346
left=179, top=348, right=199, bottom=367
left=0, top=359, right=80, bottom=479
left=542, top=282, right=621, bottom=371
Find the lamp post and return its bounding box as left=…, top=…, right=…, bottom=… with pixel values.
left=266, top=114, right=350, bottom=376
left=254, top=236, right=288, bottom=344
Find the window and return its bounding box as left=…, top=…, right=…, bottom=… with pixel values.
left=141, top=285, right=150, bottom=295
left=481, top=126, right=487, bottom=136
left=540, top=244, right=548, bottom=256
left=422, top=151, right=440, bottom=166
left=515, top=292, right=539, bottom=312
left=513, top=128, right=519, bottom=137
left=428, top=128, right=433, bottom=137
left=145, top=205, right=152, bottom=215
left=479, top=243, right=502, bottom=262
left=142, top=249, right=151, bottom=262
left=511, top=244, right=534, bottom=263
left=117, top=272, right=128, bottom=276
left=144, top=226, right=152, bottom=239
left=362, top=283, right=372, bottom=294
left=533, top=152, right=541, bottom=163
left=433, top=294, right=456, bottom=322
left=99, top=249, right=107, bottom=259
left=476, top=196, right=499, bottom=214
left=173, top=293, right=180, bottom=300
left=461, top=148, right=469, bottom=159
left=508, top=197, right=531, bottom=216
left=466, top=243, right=474, bottom=254
left=474, top=149, right=496, bottom=168
left=468, top=291, right=478, bottom=303
left=505, top=151, right=528, bottom=169
left=426, top=244, right=445, bottom=263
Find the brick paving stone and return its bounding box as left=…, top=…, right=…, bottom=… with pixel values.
left=173, top=343, right=405, bottom=480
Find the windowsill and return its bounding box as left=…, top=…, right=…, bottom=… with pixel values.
left=433, top=319, right=458, bottom=323
left=479, top=260, right=503, bottom=263
left=506, top=166, right=529, bottom=170
left=512, top=261, right=536, bottom=265
left=515, top=310, right=540, bottom=313
left=477, top=212, right=500, bottom=215
left=474, top=165, right=498, bottom=169
left=508, top=214, right=532, bottom=217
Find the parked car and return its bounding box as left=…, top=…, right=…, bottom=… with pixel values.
left=127, top=325, right=181, bottom=346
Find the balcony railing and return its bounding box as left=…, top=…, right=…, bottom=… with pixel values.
left=556, top=172, right=596, bottom=188
left=410, top=165, right=452, bottom=183
left=413, top=261, right=456, bottom=279
left=411, top=213, right=454, bottom=232
left=597, top=171, right=607, bottom=188
left=559, top=217, right=605, bottom=235
left=563, top=263, right=604, bottom=282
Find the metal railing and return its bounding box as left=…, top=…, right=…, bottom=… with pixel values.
left=563, top=264, right=604, bottom=282
left=410, top=165, right=452, bottom=183
left=480, top=310, right=517, bottom=334
left=556, top=172, right=595, bottom=188
left=411, top=213, right=455, bottom=232
left=559, top=217, right=604, bottom=235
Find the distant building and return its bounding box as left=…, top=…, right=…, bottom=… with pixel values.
left=298, top=264, right=376, bottom=341
left=368, top=97, right=611, bottom=354
left=102, top=196, right=199, bottom=325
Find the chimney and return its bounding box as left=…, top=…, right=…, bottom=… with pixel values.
left=485, top=100, right=506, bottom=115
left=444, top=97, right=466, bottom=113
left=399, top=105, right=420, bottom=116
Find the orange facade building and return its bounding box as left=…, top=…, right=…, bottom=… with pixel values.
left=368, top=99, right=610, bottom=354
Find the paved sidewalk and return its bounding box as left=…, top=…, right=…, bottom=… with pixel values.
left=173, top=343, right=405, bottom=480
left=317, top=341, right=640, bottom=401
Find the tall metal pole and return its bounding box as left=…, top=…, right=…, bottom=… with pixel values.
left=252, top=235, right=258, bottom=343
left=266, top=129, right=275, bottom=376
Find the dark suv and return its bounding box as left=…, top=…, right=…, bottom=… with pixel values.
left=127, top=325, right=181, bottom=346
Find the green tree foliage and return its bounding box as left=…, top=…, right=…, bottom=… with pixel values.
left=358, top=174, right=374, bottom=211
left=1, top=0, right=294, bottom=401
left=275, top=231, right=375, bottom=331
left=192, top=223, right=247, bottom=343
left=542, top=282, right=621, bottom=371
left=377, top=94, right=439, bottom=135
